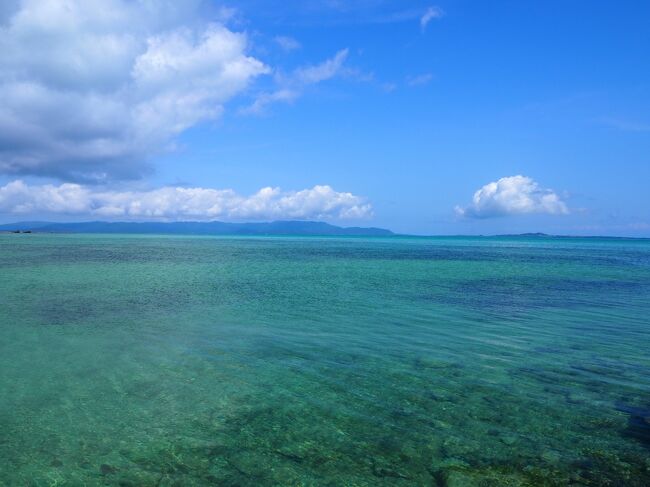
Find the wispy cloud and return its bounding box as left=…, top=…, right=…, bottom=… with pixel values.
left=407, top=73, right=434, bottom=87
left=456, top=175, right=569, bottom=219
left=381, top=82, right=398, bottom=93
left=421, top=6, right=444, bottom=31
left=0, top=180, right=372, bottom=221
left=369, top=8, right=432, bottom=25
left=242, top=48, right=353, bottom=115
left=294, top=48, right=350, bottom=84
left=596, top=117, right=650, bottom=132
left=274, top=35, right=301, bottom=51
left=238, top=89, right=299, bottom=116
left=243, top=3, right=444, bottom=28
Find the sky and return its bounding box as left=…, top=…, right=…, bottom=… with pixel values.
left=0, top=0, right=649, bottom=236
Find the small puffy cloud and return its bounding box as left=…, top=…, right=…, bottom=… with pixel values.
left=0, top=180, right=372, bottom=221
left=274, top=35, right=301, bottom=51
left=0, top=0, right=268, bottom=182
left=456, top=175, right=569, bottom=219
left=421, top=6, right=444, bottom=31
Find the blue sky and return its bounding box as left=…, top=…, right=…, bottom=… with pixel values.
left=0, top=0, right=648, bottom=235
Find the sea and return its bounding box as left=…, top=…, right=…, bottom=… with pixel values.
left=1, top=234, right=649, bottom=485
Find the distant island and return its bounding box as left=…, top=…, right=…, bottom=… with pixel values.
left=3, top=224, right=647, bottom=239
left=495, top=232, right=549, bottom=237
left=0, top=220, right=394, bottom=236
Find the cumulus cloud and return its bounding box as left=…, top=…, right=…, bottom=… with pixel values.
left=0, top=0, right=268, bottom=182
left=0, top=180, right=372, bottom=221
left=421, top=6, right=444, bottom=31
left=456, top=175, right=569, bottom=219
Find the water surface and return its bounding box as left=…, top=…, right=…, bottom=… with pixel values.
left=1, top=234, right=649, bottom=485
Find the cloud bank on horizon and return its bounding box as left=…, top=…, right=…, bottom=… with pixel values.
left=0, top=180, right=371, bottom=221
left=456, top=175, right=569, bottom=219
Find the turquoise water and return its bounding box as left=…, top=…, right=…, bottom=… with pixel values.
left=1, top=234, right=649, bottom=486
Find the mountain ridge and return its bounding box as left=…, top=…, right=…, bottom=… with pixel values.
left=0, top=220, right=394, bottom=236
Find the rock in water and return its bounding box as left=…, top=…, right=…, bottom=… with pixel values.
left=615, top=403, right=650, bottom=447
left=100, top=464, right=117, bottom=475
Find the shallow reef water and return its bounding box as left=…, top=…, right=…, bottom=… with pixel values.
left=1, top=234, right=650, bottom=485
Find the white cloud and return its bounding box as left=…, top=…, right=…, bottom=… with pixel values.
left=0, top=0, right=268, bottom=182
left=239, top=89, right=299, bottom=116
left=421, top=6, right=444, bottom=31
left=0, top=180, right=372, bottom=221
left=294, top=48, right=349, bottom=84
left=407, top=73, right=433, bottom=86
left=456, top=175, right=569, bottom=219
left=597, top=117, right=650, bottom=132
left=381, top=82, right=397, bottom=93
left=242, top=48, right=350, bottom=114
left=274, top=35, right=301, bottom=51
